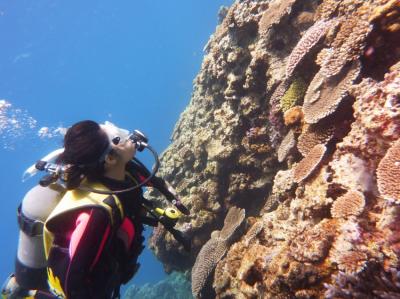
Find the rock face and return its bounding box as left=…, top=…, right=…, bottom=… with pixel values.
left=146, top=0, right=400, bottom=298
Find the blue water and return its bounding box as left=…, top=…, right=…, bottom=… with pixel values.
left=0, top=0, right=232, bottom=291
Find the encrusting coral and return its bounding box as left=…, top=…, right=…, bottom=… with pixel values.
left=280, top=77, right=307, bottom=112
left=144, top=0, right=400, bottom=297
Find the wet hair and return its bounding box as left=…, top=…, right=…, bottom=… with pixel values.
left=57, top=120, right=110, bottom=189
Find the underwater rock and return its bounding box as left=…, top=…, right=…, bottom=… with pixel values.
left=147, top=0, right=400, bottom=297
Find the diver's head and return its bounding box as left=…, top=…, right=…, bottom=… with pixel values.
left=57, top=120, right=136, bottom=189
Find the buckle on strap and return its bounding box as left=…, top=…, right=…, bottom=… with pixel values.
left=17, top=204, right=44, bottom=237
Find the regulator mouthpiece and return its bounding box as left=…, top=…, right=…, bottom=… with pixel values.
left=129, top=130, right=149, bottom=152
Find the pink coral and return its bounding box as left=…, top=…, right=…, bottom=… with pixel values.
left=377, top=139, right=400, bottom=203
left=331, top=190, right=366, bottom=219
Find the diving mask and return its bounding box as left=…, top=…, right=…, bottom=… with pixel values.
left=100, top=121, right=149, bottom=151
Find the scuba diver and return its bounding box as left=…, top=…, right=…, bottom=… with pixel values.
left=1, top=120, right=190, bottom=299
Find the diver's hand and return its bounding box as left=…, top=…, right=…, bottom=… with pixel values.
left=172, top=199, right=190, bottom=215
left=165, top=181, right=190, bottom=215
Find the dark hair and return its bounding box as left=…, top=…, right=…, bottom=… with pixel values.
left=57, top=120, right=110, bottom=189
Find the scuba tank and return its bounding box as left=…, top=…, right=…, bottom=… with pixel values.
left=15, top=185, right=64, bottom=290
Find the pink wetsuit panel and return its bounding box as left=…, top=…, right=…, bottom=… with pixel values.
left=69, top=212, right=90, bottom=259
left=118, top=217, right=135, bottom=250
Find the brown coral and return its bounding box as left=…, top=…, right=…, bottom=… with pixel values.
left=284, top=105, right=304, bottom=126
left=219, top=206, right=246, bottom=241
left=297, top=123, right=335, bottom=157
left=293, top=144, right=327, bottom=183
left=191, top=207, right=245, bottom=298
left=303, top=60, right=360, bottom=124
left=369, top=0, right=400, bottom=32
left=243, top=220, right=264, bottom=246
left=277, top=129, right=296, bottom=162
left=331, top=190, right=366, bottom=219
left=286, top=19, right=332, bottom=78
left=258, top=0, right=298, bottom=36
left=335, top=250, right=368, bottom=274
left=322, top=18, right=371, bottom=77
left=315, top=0, right=341, bottom=20
left=289, top=223, right=335, bottom=263
left=191, top=237, right=227, bottom=298
left=377, top=139, right=400, bottom=203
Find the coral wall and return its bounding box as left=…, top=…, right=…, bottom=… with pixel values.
left=147, top=0, right=400, bottom=298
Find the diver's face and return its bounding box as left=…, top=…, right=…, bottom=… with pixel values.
left=111, top=137, right=136, bottom=164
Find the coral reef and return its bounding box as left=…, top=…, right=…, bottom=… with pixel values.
left=293, top=144, right=326, bottom=183
left=277, top=129, right=296, bottom=163
left=303, top=60, right=361, bottom=124
left=324, top=264, right=400, bottom=299
left=123, top=272, right=192, bottom=299
left=145, top=0, right=400, bottom=297
left=330, top=190, right=366, bottom=219
left=377, top=139, right=400, bottom=204
left=286, top=19, right=332, bottom=78
left=280, top=77, right=307, bottom=112
left=191, top=207, right=245, bottom=298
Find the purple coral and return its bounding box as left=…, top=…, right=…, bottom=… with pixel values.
left=324, top=264, right=400, bottom=299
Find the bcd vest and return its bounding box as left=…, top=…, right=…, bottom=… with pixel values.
left=43, top=181, right=125, bottom=298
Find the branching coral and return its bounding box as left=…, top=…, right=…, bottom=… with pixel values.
left=377, top=139, right=400, bottom=204
left=293, top=144, right=327, bottom=183
left=280, top=77, right=307, bottom=112
left=286, top=19, right=332, bottom=78
left=303, top=60, right=360, bottom=124
left=331, top=190, right=366, bottom=219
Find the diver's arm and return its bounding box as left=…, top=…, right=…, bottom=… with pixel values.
left=127, top=159, right=189, bottom=215
left=127, top=159, right=172, bottom=196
